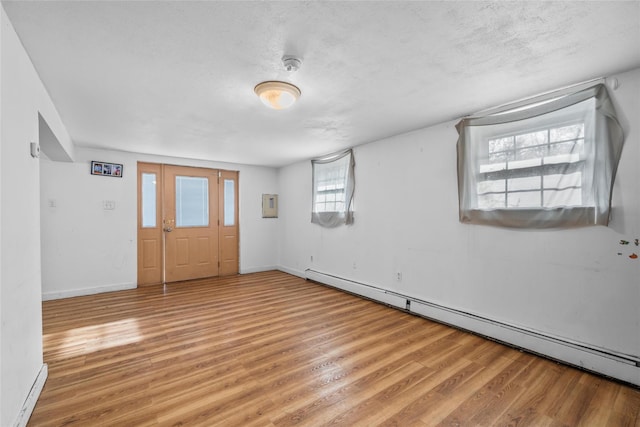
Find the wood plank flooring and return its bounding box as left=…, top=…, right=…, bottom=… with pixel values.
left=29, top=271, right=640, bottom=426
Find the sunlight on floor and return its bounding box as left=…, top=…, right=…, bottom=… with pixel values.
left=46, top=318, right=143, bottom=357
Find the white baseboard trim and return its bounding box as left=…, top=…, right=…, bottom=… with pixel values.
left=13, top=363, right=48, bottom=427
left=240, top=265, right=279, bottom=274
left=305, top=268, right=640, bottom=387
left=42, top=282, right=137, bottom=301
left=277, top=265, right=306, bottom=279
left=305, top=269, right=406, bottom=309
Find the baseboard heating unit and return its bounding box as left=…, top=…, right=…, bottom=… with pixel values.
left=304, top=269, right=640, bottom=387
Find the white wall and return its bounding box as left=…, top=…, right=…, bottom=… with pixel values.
left=40, top=147, right=279, bottom=299
left=278, top=68, right=640, bottom=383
left=1, top=4, right=73, bottom=426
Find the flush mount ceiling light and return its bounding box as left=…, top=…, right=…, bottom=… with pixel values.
left=254, top=81, right=301, bottom=110
left=254, top=56, right=303, bottom=110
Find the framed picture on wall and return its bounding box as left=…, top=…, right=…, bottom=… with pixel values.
left=91, top=161, right=123, bottom=178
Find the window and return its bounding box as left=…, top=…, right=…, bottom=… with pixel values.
left=456, top=84, right=624, bottom=228
left=479, top=123, right=585, bottom=209
left=141, top=173, right=157, bottom=228
left=223, top=179, right=235, bottom=226
left=175, top=176, right=209, bottom=227
left=311, top=149, right=355, bottom=227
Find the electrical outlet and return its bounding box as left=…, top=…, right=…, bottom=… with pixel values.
left=396, top=272, right=402, bottom=282
left=103, top=200, right=116, bottom=210
left=310, top=255, right=314, bottom=262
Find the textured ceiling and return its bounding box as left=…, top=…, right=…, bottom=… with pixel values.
left=3, top=1, right=640, bottom=167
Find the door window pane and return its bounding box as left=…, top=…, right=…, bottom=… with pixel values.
left=224, top=179, right=235, bottom=226
left=141, top=173, right=156, bottom=228
left=176, top=176, right=209, bottom=227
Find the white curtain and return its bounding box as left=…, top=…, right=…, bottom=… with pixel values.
left=456, top=84, right=624, bottom=228
left=311, top=149, right=355, bottom=227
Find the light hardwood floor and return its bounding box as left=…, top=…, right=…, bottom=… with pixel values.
left=30, top=271, right=640, bottom=426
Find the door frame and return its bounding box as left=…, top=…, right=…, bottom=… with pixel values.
left=137, top=162, right=239, bottom=285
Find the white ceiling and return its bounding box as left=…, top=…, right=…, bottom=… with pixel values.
left=3, top=1, right=640, bottom=167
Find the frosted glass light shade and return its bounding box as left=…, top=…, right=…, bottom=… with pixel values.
left=254, top=81, right=301, bottom=110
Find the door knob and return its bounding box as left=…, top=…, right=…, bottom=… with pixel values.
left=163, top=219, right=174, bottom=232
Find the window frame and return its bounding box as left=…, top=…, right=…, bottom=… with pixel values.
left=477, top=118, right=587, bottom=210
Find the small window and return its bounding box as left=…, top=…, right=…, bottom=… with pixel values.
left=141, top=173, right=157, bottom=228
left=456, top=84, right=624, bottom=228
left=223, top=179, right=235, bottom=226
left=175, top=176, right=209, bottom=227
left=478, top=123, right=585, bottom=210
left=311, top=150, right=355, bottom=227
